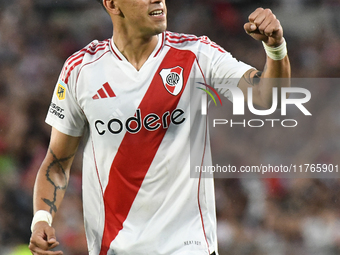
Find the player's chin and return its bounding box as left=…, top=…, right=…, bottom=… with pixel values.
left=149, top=23, right=167, bottom=36
left=157, top=21, right=167, bottom=33
left=141, top=21, right=167, bottom=37
left=155, top=25, right=167, bottom=34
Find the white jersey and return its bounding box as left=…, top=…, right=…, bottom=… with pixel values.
left=46, top=31, right=252, bottom=255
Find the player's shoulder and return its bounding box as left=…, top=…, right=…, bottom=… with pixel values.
left=65, top=39, right=111, bottom=67
left=60, top=39, right=111, bottom=84
left=165, top=31, right=226, bottom=54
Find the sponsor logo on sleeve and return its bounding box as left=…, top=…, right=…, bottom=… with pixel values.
left=49, top=103, right=65, bottom=119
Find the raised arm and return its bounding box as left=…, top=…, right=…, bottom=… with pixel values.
left=238, top=8, right=291, bottom=108
left=29, top=127, right=82, bottom=255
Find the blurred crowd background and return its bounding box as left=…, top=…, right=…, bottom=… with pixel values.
left=0, top=0, right=339, bottom=254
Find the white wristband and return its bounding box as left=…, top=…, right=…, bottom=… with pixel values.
left=31, top=210, right=53, bottom=232
left=262, top=38, right=287, bottom=61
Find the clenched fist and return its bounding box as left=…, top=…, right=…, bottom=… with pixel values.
left=244, top=8, right=284, bottom=47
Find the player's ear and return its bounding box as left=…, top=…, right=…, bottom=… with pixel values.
left=103, top=0, right=120, bottom=15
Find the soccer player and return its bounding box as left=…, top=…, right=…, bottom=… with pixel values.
left=29, top=0, right=290, bottom=254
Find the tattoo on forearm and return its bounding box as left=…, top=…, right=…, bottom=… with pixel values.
left=254, top=71, right=262, bottom=80
left=42, top=148, right=75, bottom=214
left=245, top=70, right=263, bottom=86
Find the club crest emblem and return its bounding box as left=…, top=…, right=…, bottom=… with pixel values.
left=159, top=66, right=184, bottom=96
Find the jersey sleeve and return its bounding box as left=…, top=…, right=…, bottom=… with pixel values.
left=45, top=76, right=87, bottom=137
left=202, top=37, right=254, bottom=100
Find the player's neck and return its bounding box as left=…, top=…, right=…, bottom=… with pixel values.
left=113, top=32, right=159, bottom=71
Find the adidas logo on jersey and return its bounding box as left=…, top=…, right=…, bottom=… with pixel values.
left=93, top=82, right=116, bottom=100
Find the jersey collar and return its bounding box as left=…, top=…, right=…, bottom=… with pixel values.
left=109, top=32, right=165, bottom=61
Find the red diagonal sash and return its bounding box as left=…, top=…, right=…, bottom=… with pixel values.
left=99, top=47, right=196, bottom=255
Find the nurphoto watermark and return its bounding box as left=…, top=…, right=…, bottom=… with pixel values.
left=190, top=78, right=340, bottom=178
